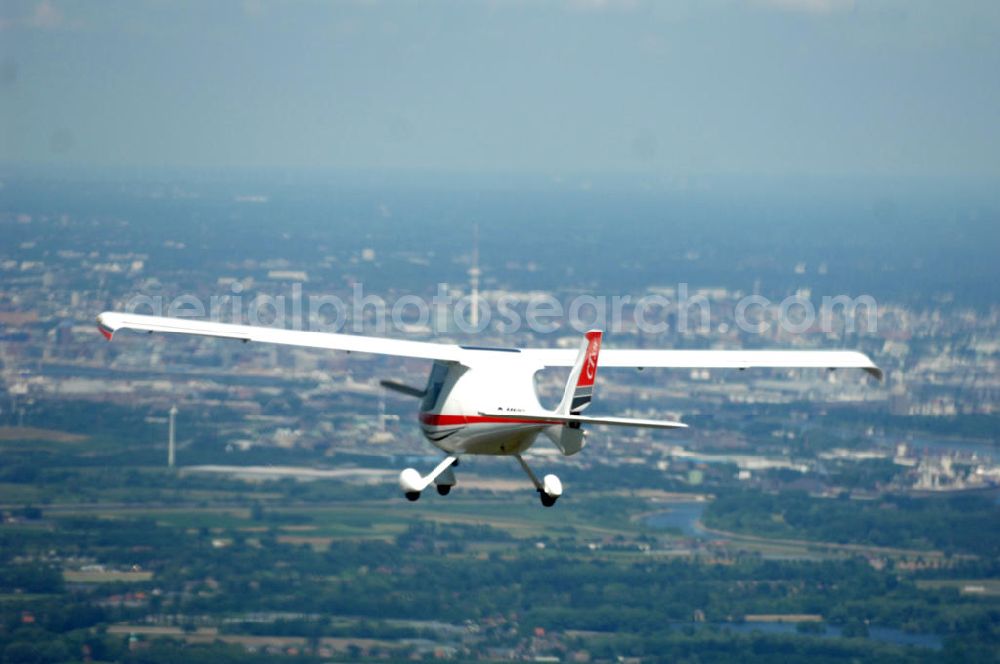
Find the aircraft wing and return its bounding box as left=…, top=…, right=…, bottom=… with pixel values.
left=97, top=312, right=466, bottom=363
left=520, top=348, right=883, bottom=380
left=98, top=312, right=881, bottom=379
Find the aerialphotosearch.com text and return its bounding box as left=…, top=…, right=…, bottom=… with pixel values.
left=122, top=282, right=878, bottom=337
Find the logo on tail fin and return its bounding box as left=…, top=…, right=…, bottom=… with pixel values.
left=570, top=330, right=601, bottom=413
left=579, top=330, right=601, bottom=387
left=584, top=339, right=599, bottom=382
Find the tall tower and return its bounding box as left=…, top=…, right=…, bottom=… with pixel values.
left=168, top=405, right=177, bottom=468
left=469, top=223, right=481, bottom=328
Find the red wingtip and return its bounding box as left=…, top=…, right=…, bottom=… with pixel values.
left=97, top=321, right=114, bottom=340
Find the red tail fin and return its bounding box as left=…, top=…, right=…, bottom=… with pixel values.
left=557, top=330, right=602, bottom=414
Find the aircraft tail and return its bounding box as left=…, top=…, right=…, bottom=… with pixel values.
left=556, top=330, right=602, bottom=415
left=547, top=330, right=602, bottom=455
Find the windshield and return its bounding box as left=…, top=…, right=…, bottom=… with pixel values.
left=420, top=363, right=449, bottom=412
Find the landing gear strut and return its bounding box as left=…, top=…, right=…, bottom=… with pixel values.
left=515, top=454, right=562, bottom=507
left=399, top=456, right=458, bottom=501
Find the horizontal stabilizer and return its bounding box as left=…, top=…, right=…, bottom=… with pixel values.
left=479, top=411, right=687, bottom=430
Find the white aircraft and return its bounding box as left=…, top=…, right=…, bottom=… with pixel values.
left=97, top=312, right=881, bottom=506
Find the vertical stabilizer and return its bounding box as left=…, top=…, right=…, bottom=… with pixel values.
left=557, top=330, right=602, bottom=415
left=547, top=330, right=602, bottom=456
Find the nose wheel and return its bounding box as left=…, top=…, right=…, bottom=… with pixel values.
left=398, top=456, right=458, bottom=501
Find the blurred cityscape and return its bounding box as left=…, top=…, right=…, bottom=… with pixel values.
left=2, top=175, right=998, bottom=498
left=0, top=174, right=998, bottom=661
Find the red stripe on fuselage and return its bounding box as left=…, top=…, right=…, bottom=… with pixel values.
left=419, top=413, right=561, bottom=426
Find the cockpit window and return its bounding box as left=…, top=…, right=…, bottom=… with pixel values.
left=421, top=363, right=449, bottom=411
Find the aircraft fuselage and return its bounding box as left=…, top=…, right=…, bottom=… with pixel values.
left=417, top=359, right=554, bottom=456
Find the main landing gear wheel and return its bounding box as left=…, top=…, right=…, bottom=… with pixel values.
left=515, top=455, right=563, bottom=507
left=405, top=491, right=421, bottom=502
left=436, top=484, right=451, bottom=496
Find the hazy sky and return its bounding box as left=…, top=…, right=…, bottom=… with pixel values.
left=2, top=0, right=999, bottom=178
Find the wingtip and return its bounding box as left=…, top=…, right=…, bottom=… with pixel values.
left=96, top=313, right=115, bottom=341
left=864, top=366, right=884, bottom=382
